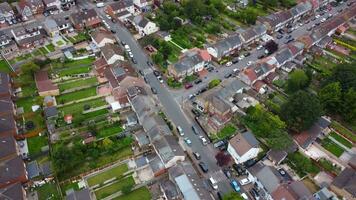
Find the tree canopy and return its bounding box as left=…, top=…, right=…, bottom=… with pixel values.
left=286, top=69, right=310, bottom=93
left=326, top=62, right=356, bottom=92
left=281, top=91, right=322, bottom=132
left=242, top=105, right=293, bottom=150
left=318, top=82, right=342, bottom=114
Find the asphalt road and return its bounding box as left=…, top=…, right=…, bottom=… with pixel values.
left=77, top=0, right=233, bottom=195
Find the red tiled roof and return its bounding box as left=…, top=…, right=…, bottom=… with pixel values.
left=34, top=71, right=58, bottom=93
left=199, top=49, right=211, bottom=62
left=86, top=18, right=102, bottom=28
left=243, top=68, right=257, bottom=82
left=253, top=80, right=265, bottom=91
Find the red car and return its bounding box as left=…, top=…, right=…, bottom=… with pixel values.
left=185, top=83, right=193, bottom=89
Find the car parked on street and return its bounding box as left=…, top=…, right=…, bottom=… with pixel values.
left=185, top=83, right=193, bottom=89
left=240, top=178, right=251, bottom=186
left=151, top=87, right=157, bottom=94
left=191, top=109, right=201, bottom=117
left=230, top=180, right=241, bottom=192
left=225, top=61, right=233, bottom=67
left=193, top=152, right=201, bottom=160
left=184, top=137, right=192, bottom=146
left=199, top=162, right=209, bottom=173
left=223, top=169, right=232, bottom=179
left=194, top=79, right=202, bottom=84
left=199, top=135, right=208, bottom=145
left=177, top=126, right=184, bottom=136
left=192, top=125, right=200, bottom=135
left=157, top=76, right=163, bottom=83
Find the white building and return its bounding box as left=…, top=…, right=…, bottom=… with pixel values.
left=131, top=15, right=158, bottom=36
left=227, top=131, right=259, bottom=164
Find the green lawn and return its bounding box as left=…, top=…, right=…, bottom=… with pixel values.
left=96, top=123, right=124, bottom=139
left=317, top=158, right=341, bottom=174
left=58, top=66, right=92, bottom=77
left=59, top=98, right=106, bottom=116
left=57, top=86, right=97, bottom=104
left=331, top=121, right=356, bottom=143
left=95, top=177, right=135, bottom=200
left=39, top=47, right=49, bottom=54
left=16, top=96, right=42, bottom=113
left=217, top=124, right=237, bottom=139
left=64, top=57, right=95, bottom=68
left=36, top=182, right=61, bottom=200
left=321, top=137, right=345, bottom=157
left=46, top=44, right=56, bottom=52
left=87, top=164, right=129, bottom=187
left=0, top=60, right=12, bottom=73
left=309, top=56, right=338, bottom=75
left=286, top=151, right=320, bottom=177
left=27, top=135, right=48, bottom=155
left=329, top=132, right=353, bottom=149
left=58, top=77, right=97, bottom=91
left=21, top=84, right=38, bottom=97
left=113, top=187, right=151, bottom=200
left=68, top=32, right=91, bottom=43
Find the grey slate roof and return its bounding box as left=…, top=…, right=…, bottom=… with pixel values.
left=44, top=106, right=58, bottom=118
left=0, top=183, right=25, bottom=200
left=174, top=51, right=203, bottom=73
left=290, top=2, right=312, bottom=17
left=242, top=131, right=259, bottom=147
left=331, top=168, right=356, bottom=197
left=275, top=48, right=293, bottom=65
left=66, top=188, right=92, bottom=200
left=210, top=34, right=242, bottom=58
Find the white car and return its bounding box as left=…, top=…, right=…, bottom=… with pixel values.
left=124, top=45, right=130, bottom=50
left=199, top=136, right=208, bottom=145
left=225, top=61, right=232, bottom=67
left=256, top=45, right=263, bottom=50
left=238, top=55, right=245, bottom=60
left=299, top=23, right=303, bottom=26
left=315, top=14, right=320, bottom=19
left=247, top=61, right=253, bottom=66
left=239, top=178, right=251, bottom=186
left=157, top=76, right=163, bottom=83
left=106, top=14, right=112, bottom=20
left=320, top=18, right=326, bottom=23
left=177, top=126, right=184, bottom=136
left=128, top=51, right=133, bottom=58
left=241, top=193, right=249, bottom=200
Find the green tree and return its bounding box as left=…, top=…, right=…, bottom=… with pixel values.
left=102, top=138, right=114, bottom=150
left=223, top=192, right=244, bottom=200
left=286, top=69, right=310, bottom=92
left=152, top=52, right=164, bottom=65
left=121, top=184, right=133, bottom=195
left=342, top=88, right=356, bottom=122
left=159, top=42, right=173, bottom=60
left=281, top=91, right=322, bottom=132
left=318, top=82, right=342, bottom=114
left=327, top=62, right=356, bottom=92
left=21, top=61, right=40, bottom=76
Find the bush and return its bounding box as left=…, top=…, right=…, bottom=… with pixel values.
left=167, top=77, right=182, bottom=88
left=208, top=79, right=221, bottom=89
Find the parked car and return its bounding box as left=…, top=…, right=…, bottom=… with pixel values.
left=131, top=57, right=137, bottom=64
left=238, top=55, right=245, bottom=60
left=151, top=87, right=157, bottom=94
left=188, top=94, right=195, bottom=100
left=258, top=54, right=265, bottom=59
left=244, top=159, right=257, bottom=168
left=192, top=125, right=200, bottom=135
left=232, top=57, right=239, bottom=64
left=121, top=41, right=126, bottom=46
left=199, top=162, right=209, bottom=173
left=243, top=52, right=251, bottom=57
left=239, top=178, right=251, bottom=186
left=191, top=109, right=201, bottom=117
left=157, top=76, right=163, bottom=83
left=138, top=70, right=144, bottom=76
left=223, top=169, right=232, bottom=179
left=153, top=70, right=160, bottom=77
left=225, top=61, right=233, bottom=67
left=230, top=180, right=241, bottom=192
left=110, top=29, right=116, bottom=34
left=247, top=61, right=253, bottom=66
left=184, top=137, right=192, bottom=146
left=250, top=188, right=260, bottom=199
left=278, top=168, right=287, bottom=176
left=199, top=135, right=208, bottom=145
left=193, top=152, right=201, bottom=160
left=177, top=126, right=184, bottom=136
left=213, top=140, right=225, bottom=148
left=194, top=79, right=202, bottom=84
left=209, top=177, right=218, bottom=190
left=185, top=83, right=193, bottom=89
left=224, top=73, right=232, bottom=79
left=207, top=67, right=214, bottom=72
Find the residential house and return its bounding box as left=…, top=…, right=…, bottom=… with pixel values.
left=16, top=1, right=32, bottom=21
left=105, top=0, right=134, bottom=21
left=274, top=47, right=294, bottom=67
left=168, top=162, right=213, bottom=200
left=130, top=15, right=158, bottom=36
left=257, top=10, right=293, bottom=33
left=0, top=2, right=14, bottom=24
left=228, top=131, right=260, bottom=164
left=70, top=9, right=102, bottom=30
left=112, top=76, right=145, bottom=109
left=133, top=0, right=151, bottom=11
left=272, top=181, right=313, bottom=200
left=11, top=23, right=47, bottom=49
left=91, top=29, right=116, bottom=48
left=239, top=62, right=276, bottom=86
left=44, top=18, right=59, bottom=37
left=0, top=96, right=15, bottom=118
left=0, top=156, right=28, bottom=188
left=43, top=0, right=61, bottom=14
left=0, top=136, right=18, bottom=162
left=0, top=72, right=13, bottom=98
left=60, top=0, right=75, bottom=9
left=44, top=106, right=58, bottom=120
left=66, top=188, right=92, bottom=200
left=168, top=48, right=211, bottom=81
left=0, top=183, right=26, bottom=200
left=248, top=162, right=284, bottom=200
left=0, top=31, right=19, bottom=60
left=101, top=43, right=124, bottom=64
left=160, top=179, right=180, bottom=200
left=207, top=34, right=242, bottom=60
left=197, top=79, right=248, bottom=132
left=130, top=93, right=185, bottom=168
left=289, top=1, right=312, bottom=22
left=0, top=114, right=17, bottom=138
left=293, top=116, right=331, bottom=149
left=313, top=187, right=338, bottom=200
left=34, top=71, right=59, bottom=97
left=239, top=25, right=267, bottom=45
left=53, top=14, right=72, bottom=33
left=18, top=0, right=44, bottom=16
left=330, top=168, right=356, bottom=199
left=93, top=57, right=109, bottom=77
left=267, top=150, right=288, bottom=165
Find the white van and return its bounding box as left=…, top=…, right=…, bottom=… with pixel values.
left=241, top=193, right=249, bottom=200
left=96, top=2, right=104, bottom=8
left=209, top=177, right=218, bottom=190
